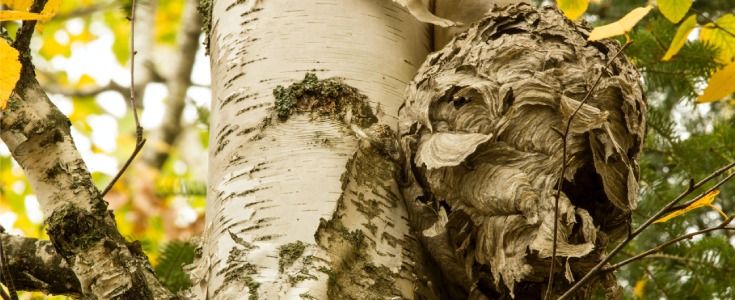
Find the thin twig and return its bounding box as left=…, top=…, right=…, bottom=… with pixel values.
left=691, top=9, right=735, bottom=39
left=603, top=217, right=735, bottom=272
left=559, top=160, right=735, bottom=299
left=101, top=0, right=146, bottom=197
left=543, top=41, right=631, bottom=300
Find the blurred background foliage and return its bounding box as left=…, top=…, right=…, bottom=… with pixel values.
left=0, top=0, right=734, bottom=299
left=1, top=0, right=207, bottom=297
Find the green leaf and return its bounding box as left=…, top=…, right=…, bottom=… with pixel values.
left=658, top=0, right=693, bottom=23
left=662, top=14, right=697, bottom=61
left=558, top=0, right=589, bottom=21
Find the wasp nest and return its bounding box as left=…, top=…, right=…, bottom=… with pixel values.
left=399, top=3, right=646, bottom=298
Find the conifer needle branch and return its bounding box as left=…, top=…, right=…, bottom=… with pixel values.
left=544, top=41, right=631, bottom=300
left=601, top=215, right=735, bottom=273
left=560, top=160, right=735, bottom=299
left=101, top=0, right=146, bottom=197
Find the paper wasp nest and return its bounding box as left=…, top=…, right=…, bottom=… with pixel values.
left=398, top=3, right=646, bottom=298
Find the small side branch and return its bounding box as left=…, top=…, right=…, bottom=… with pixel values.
left=101, top=0, right=147, bottom=197
left=603, top=218, right=735, bottom=272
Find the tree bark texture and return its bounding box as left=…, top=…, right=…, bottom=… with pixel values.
left=399, top=3, right=646, bottom=298
left=187, top=0, right=439, bottom=299
left=0, top=233, right=81, bottom=298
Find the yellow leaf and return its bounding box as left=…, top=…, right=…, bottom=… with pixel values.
left=662, top=15, right=697, bottom=61
left=39, top=34, right=72, bottom=59
left=0, top=10, right=45, bottom=21
left=1, top=0, right=33, bottom=11
left=700, top=14, right=735, bottom=64
left=698, top=61, right=735, bottom=103
left=0, top=39, right=22, bottom=110
left=75, top=74, right=96, bottom=88
left=654, top=190, right=720, bottom=223
left=0, top=0, right=60, bottom=21
left=558, top=0, right=590, bottom=21
left=633, top=277, right=647, bottom=298
left=588, top=5, right=653, bottom=41
left=657, top=0, right=692, bottom=24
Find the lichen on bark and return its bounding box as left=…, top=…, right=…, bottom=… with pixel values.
left=272, top=73, right=378, bottom=127
left=399, top=3, right=646, bottom=298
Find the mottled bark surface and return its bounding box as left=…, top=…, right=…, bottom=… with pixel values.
left=0, top=233, right=81, bottom=297
left=399, top=3, right=646, bottom=298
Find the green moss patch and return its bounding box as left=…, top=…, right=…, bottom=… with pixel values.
left=273, top=73, right=377, bottom=127
left=278, top=240, right=306, bottom=272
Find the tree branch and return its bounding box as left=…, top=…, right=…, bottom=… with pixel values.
left=52, top=1, right=117, bottom=21
left=0, top=50, right=173, bottom=300
left=42, top=80, right=129, bottom=98
left=603, top=217, right=735, bottom=272
left=0, top=233, right=82, bottom=298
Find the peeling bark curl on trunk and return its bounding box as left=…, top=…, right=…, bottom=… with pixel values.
left=399, top=3, right=646, bottom=298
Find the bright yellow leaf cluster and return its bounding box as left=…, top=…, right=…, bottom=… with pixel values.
left=0, top=0, right=61, bottom=21
left=576, top=0, right=735, bottom=103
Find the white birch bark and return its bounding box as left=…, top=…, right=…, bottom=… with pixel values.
left=187, top=0, right=438, bottom=299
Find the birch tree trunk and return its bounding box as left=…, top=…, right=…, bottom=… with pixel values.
left=186, top=0, right=442, bottom=299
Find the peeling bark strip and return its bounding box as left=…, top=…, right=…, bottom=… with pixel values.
left=399, top=3, right=646, bottom=298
